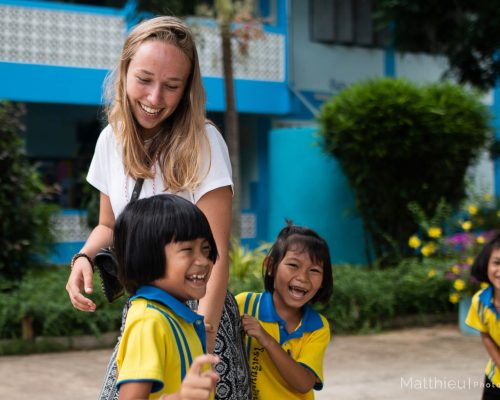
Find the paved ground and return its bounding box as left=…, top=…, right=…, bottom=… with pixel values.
left=0, top=324, right=487, bottom=399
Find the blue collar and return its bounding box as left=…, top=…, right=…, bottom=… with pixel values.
left=479, top=285, right=499, bottom=316
left=131, top=285, right=204, bottom=325
left=258, top=291, right=324, bottom=344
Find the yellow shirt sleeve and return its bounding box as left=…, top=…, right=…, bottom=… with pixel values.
left=295, top=315, right=330, bottom=389
left=465, top=291, right=487, bottom=333
left=116, top=303, right=169, bottom=393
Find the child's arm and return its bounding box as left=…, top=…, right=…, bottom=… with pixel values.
left=242, top=315, right=317, bottom=393
left=481, top=333, right=500, bottom=366
left=118, top=382, right=153, bottom=400
left=119, top=354, right=219, bottom=400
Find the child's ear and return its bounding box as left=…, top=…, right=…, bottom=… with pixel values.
left=263, top=256, right=272, bottom=275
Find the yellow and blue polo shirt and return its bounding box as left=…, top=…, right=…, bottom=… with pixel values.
left=236, top=291, right=330, bottom=400
left=466, top=285, right=500, bottom=385
left=116, top=285, right=208, bottom=399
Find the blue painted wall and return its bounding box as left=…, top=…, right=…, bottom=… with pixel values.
left=0, top=61, right=290, bottom=113
left=493, top=73, right=500, bottom=196
left=268, top=126, right=367, bottom=264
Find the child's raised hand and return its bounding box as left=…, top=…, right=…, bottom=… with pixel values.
left=177, top=354, right=219, bottom=400
left=242, top=314, right=274, bottom=348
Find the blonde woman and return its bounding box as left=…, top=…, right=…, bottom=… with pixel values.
left=65, top=16, right=250, bottom=400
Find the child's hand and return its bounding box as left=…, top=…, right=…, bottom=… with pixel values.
left=178, top=354, right=219, bottom=400
left=242, top=314, right=274, bottom=349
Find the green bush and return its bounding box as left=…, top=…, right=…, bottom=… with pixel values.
left=318, top=78, right=491, bottom=264
left=0, top=101, right=58, bottom=281
left=0, top=267, right=125, bottom=340
left=317, top=258, right=454, bottom=333
left=228, top=241, right=268, bottom=295
left=0, top=245, right=455, bottom=348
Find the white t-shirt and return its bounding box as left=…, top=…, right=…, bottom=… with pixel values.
left=87, top=123, right=233, bottom=217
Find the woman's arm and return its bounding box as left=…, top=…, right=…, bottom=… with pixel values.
left=481, top=332, right=500, bottom=366
left=196, top=186, right=232, bottom=353
left=65, top=192, right=115, bottom=311
left=242, top=315, right=317, bottom=393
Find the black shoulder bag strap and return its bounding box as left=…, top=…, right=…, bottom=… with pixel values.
left=94, top=177, right=144, bottom=303
left=130, top=178, right=144, bottom=202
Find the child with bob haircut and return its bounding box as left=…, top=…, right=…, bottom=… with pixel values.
left=466, top=231, right=500, bottom=399
left=235, top=222, right=333, bottom=399
left=113, top=194, right=220, bottom=400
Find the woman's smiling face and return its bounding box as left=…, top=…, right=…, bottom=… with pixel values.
left=126, top=40, right=191, bottom=138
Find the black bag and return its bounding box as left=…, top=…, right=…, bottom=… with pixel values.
left=94, top=247, right=123, bottom=303
left=93, top=178, right=144, bottom=303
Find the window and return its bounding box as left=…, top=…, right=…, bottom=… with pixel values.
left=310, top=0, right=378, bottom=46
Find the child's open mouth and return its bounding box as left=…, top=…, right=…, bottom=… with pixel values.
left=288, top=285, right=309, bottom=299
left=186, top=273, right=208, bottom=286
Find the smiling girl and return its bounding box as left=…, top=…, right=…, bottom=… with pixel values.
left=236, top=222, right=333, bottom=399
left=466, top=232, right=500, bottom=399
left=113, top=194, right=220, bottom=400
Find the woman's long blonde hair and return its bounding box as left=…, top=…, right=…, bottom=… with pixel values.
left=105, top=16, right=208, bottom=192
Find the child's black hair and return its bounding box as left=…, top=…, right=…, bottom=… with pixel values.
left=471, top=231, right=500, bottom=284
left=113, top=194, right=218, bottom=294
left=264, top=221, right=333, bottom=304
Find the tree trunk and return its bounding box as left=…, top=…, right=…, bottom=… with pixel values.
left=220, top=21, right=241, bottom=241
left=21, top=315, right=34, bottom=341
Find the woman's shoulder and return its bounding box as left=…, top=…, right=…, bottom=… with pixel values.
left=94, top=124, right=120, bottom=153
left=204, top=122, right=225, bottom=144
left=97, top=124, right=116, bottom=142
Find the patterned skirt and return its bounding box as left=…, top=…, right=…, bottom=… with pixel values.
left=98, top=291, right=251, bottom=400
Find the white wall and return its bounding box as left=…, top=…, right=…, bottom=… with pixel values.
left=289, top=0, right=385, bottom=95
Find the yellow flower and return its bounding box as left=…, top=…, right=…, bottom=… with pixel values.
left=461, top=221, right=472, bottom=231
left=467, top=204, right=478, bottom=215
left=427, top=268, right=437, bottom=278
left=467, top=257, right=474, bottom=266
left=421, top=242, right=437, bottom=257
left=449, top=293, right=460, bottom=303
left=477, top=235, right=486, bottom=244
left=427, top=227, right=442, bottom=239
left=481, top=282, right=489, bottom=289
left=497, top=210, right=500, bottom=218
left=450, top=265, right=460, bottom=274
left=408, top=235, right=421, bottom=249
left=454, top=279, right=466, bottom=291
left=484, top=193, right=493, bottom=202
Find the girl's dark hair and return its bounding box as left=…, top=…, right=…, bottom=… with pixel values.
left=113, top=194, right=218, bottom=294
left=471, top=231, right=500, bottom=283
left=264, top=221, right=333, bottom=304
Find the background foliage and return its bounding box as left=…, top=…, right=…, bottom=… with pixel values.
left=0, top=267, right=125, bottom=341
left=374, top=0, right=500, bottom=90
left=0, top=246, right=455, bottom=348
left=318, top=78, right=491, bottom=264
left=0, top=101, right=58, bottom=282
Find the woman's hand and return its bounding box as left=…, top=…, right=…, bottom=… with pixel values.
left=65, top=192, right=114, bottom=312
left=66, top=257, right=96, bottom=312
